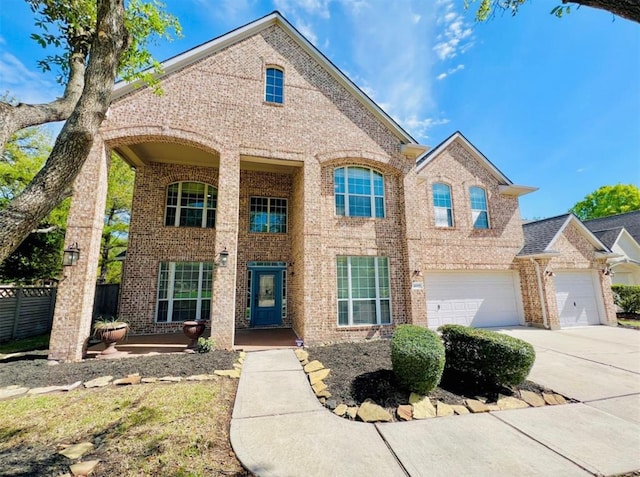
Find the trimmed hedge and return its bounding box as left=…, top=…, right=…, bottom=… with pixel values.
left=612, top=284, right=640, bottom=314
left=391, top=325, right=445, bottom=395
left=439, top=325, right=535, bottom=388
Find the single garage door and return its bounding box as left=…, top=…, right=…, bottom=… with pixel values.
left=554, top=271, right=602, bottom=327
left=425, top=271, right=523, bottom=329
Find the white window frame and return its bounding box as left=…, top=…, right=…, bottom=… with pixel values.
left=334, top=166, right=385, bottom=218
left=337, top=256, right=392, bottom=327
left=156, top=262, right=213, bottom=323
left=469, top=186, right=490, bottom=229
left=432, top=182, right=454, bottom=227
left=165, top=182, right=217, bottom=228
left=249, top=196, right=288, bottom=233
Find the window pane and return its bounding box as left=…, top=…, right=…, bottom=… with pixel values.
left=206, top=187, right=217, bottom=209
left=472, top=210, right=489, bottom=229
left=167, top=184, right=179, bottom=206
left=180, top=182, right=205, bottom=207
left=347, top=167, right=371, bottom=195
left=470, top=187, right=487, bottom=209
left=172, top=300, right=197, bottom=322
left=335, top=194, right=345, bottom=216
left=334, top=168, right=345, bottom=194
left=180, top=208, right=203, bottom=227
left=375, top=197, right=385, bottom=218
left=380, top=300, right=391, bottom=324
left=373, top=171, right=384, bottom=196
left=433, top=183, right=452, bottom=207
left=206, top=210, right=216, bottom=228
left=434, top=207, right=452, bottom=227
left=349, top=195, right=372, bottom=217
left=338, top=301, right=349, bottom=325
left=352, top=300, right=376, bottom=325
left=165, top=207, right=176, bottom=227
left=337, top=257, right=348, bottom=299
left=157, top=301, right=168, bottom=322
left=378, top=258, right=390, bottom=298
left=265, top=68, right=284, bottom=103
left=470, top=187, right=489, bottom=229
left=200, top=299, right=211, bottom=321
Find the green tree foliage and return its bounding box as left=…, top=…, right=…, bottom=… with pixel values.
left=466, top=0, right=640, bottom=24
left=570, top=184, right=640, bottom=220
left=99, top=154, right=134, bottom=283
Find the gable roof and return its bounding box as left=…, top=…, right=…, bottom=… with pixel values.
left=519, top=213, right=612, bottom=257
left=111, top=11, right=421, bottom=146
left=584, top=210, right=640, bottom=243
left=591, top=227, right=624, bottom=250
left=415, top=131, right=537, bottom=196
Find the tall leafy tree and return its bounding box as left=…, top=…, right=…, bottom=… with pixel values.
left=570, top=184, right=640, bottom=220
left=467, top=0, right=640, bottom=23
left=0, top=0, right=180, bottom=263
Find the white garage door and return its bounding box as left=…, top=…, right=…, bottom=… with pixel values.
left=426, top=271, right=523, bottom=329
left=555, top=271, right=602, bottom=327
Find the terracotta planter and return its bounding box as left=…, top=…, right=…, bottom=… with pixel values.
left=95, top=323, right=128, bottom=356
left=183, top=321, right=207, bottom=351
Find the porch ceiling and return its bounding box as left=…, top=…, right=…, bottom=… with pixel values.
left=240, top=155, right=303, bottom=175
left=115, top=142, right=220, bottom=168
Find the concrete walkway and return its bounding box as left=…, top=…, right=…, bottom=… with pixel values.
left=230, top=327, right=640, bottom=477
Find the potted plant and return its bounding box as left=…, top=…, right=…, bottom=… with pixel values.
left=93, top=316, right=129, bottom=356
left=182, top=320, right=207, bottom=352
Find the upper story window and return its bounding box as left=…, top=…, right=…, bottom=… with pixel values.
left=470, top=186, right=489, bottom=229
left=432, top=183, right=454, bottom=227
left=165, top=182, right=217, bottom=228
left=334, top=166, right=385, bottom=218
left=250, top=197, right=288, bottom=233
left=265, top=67, right=284, bottom=104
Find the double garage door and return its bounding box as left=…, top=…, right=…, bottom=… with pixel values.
left=426, top=271, right=523, bottom=329
left=554, top=271, right=602, bottom=327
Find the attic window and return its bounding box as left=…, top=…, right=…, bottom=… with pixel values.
left=265, top=67, right=284, bottom=104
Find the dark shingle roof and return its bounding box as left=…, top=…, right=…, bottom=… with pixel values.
left=584, top=211, right=640, bottom=243
left=591, top=227, right=624, bottom=249
left=519, top=214, right=571, bottom=256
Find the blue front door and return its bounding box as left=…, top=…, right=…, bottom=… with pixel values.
left=251, top=269, right=282, bottom=327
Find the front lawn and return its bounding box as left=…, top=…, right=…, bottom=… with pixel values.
left=0, top=333, right=49, bottom=355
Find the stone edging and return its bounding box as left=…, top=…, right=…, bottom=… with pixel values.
left=0, top=351, right=246, bottom=401
left=294, top=349, right=571, bottom=423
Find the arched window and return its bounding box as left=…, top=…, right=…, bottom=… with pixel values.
left=469, top=186, right=489, bottom=229
left=165, top=182, right=217, bottom=228
left=334, top=166, right=385, bottom=218
left=265, top=67, right=284, bottom=104
left=432, top=183, right=454, bottom=227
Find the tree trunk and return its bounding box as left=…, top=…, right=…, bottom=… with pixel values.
left=565, top=0, right=640, bottom=23
left=0, top=0, right=129, bottom=263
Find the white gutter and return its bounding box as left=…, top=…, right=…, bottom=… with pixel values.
left=530, top=258, right=549, bottom=329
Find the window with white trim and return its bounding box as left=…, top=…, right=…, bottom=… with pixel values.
left=156, top=262, right=213, bottom=322
left=470, top=186, right=489, bottom=229
left=249, top=197, right=287, bottom=233
left=165, top=182, right=217, bottom=228
left=337, top=256, right=391, bottom=326
left=265, top=67, right=284, bottom=104
left=334, top=166, right=385, bottom=218
left=432, top=183, right=454, bottom=227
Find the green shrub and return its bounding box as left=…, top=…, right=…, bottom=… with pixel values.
left=391, top=325, right=445, bottom=395
left=196, top=337, right=216, bottom=353
left=439, top=325, right=535, bottom=389
left=612, top=284, right=640, bottom=314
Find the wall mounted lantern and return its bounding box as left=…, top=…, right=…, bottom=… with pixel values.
left=216, top=247, right=229, bottom=268
left=62, top=242, right=81, bottom=267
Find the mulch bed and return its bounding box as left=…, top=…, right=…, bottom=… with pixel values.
left=0, top=350, right=237, bottom=388
left=308, top=340, right=556, bottom=414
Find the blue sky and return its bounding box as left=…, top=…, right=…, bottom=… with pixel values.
left=1, top=0, right=638, bottom=220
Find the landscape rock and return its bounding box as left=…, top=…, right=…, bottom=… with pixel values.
left=412, top=397, right=437, bottom=419
left=451, top=405, right=470, bottom=415
left=347, top=407, right=358, bottom=419
left=186, top=374, right=216, bottom=381
left=325, top=399, right=337, bottom=410
left=308, top=368, right=330, bottom=385
left=311, top=381, right=328, bottom=395
left=520, top=390, right=546, bottom=407
left=113, top=375, right=141, bottom=386
left=397, top=404, right=413, bottom=421
left=357, top=400, right=392, bottom=423
left=486, top=404, right=501, bottom=411
left=214, top=369, right=241, bottom=378
left=319, top=397, right=326, bottom=404
left=303, top=360, right=324, bottom=373
left=554, top=394, right=567, bottom=404
left=315, top=389, right=332, bottom=399
left=69, top=460, right=99, bottom=476
left=334, top=404, right=348, bottom=416
left=300, top=359, right=309, bottom=366
left=0, top=386, right=29, bottom=400
left=159, top=376, right=182, bottom=382
left=474, top=396, right=488, bottom=403
left=141, top=377, right=158, bottom=384
left=497, top=396, right=529, bottom=410
left=59, top=442, right=94, bottom=459
left=233, top=363, right=243, bottom=370
left=465, top=399, right=490, bottom=413
left=28, top=381, right=82, bottom=395
left=84, top=376, right=113, bottom=389
left=294, top=349, right=309, bottom=362
left=542, top=393, right=558, bottom=405
left=409, top=392, right=424, bottom=404
left=436, top=401, right=454, bottom=417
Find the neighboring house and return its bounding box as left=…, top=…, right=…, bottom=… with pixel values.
left=47, top=12, right=618, bottom=362
left=584, top=211, right=640, bottom=285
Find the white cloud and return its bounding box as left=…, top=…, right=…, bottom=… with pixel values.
left=436, top=64, right=464, bottom=80
left=0, top=52, right=62, bottom=104
left=295, top=20, right=319, bottom=45
left=433, top=1, right=474, bottom=61
left=400, top=115, right=450, bottom=140
left=274, top=0, right=332, bottom=19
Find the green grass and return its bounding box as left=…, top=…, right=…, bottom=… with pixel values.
left=0, top=334, right=49, bottom=354
left=618, top=319, right=640, bottom=329
left=0, top=380, right=247, bottom=476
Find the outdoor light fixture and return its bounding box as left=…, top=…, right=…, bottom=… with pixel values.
left=412, top=270, right=423, bottom=279
left=216, top=247, right=229, bottom=268
left=601, top=267, right=613, bottom=276
left=62, top=242, right=81, bottom=267
left=544, top=270, right=555, bottom=277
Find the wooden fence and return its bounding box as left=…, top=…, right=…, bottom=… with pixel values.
left=0, top=284, right=120, bottom=343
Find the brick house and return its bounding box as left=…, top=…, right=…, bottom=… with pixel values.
left=48, top=12, right=617, bottom=362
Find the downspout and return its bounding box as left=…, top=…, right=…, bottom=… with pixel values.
left=530, top=258, right=549, bottom=329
